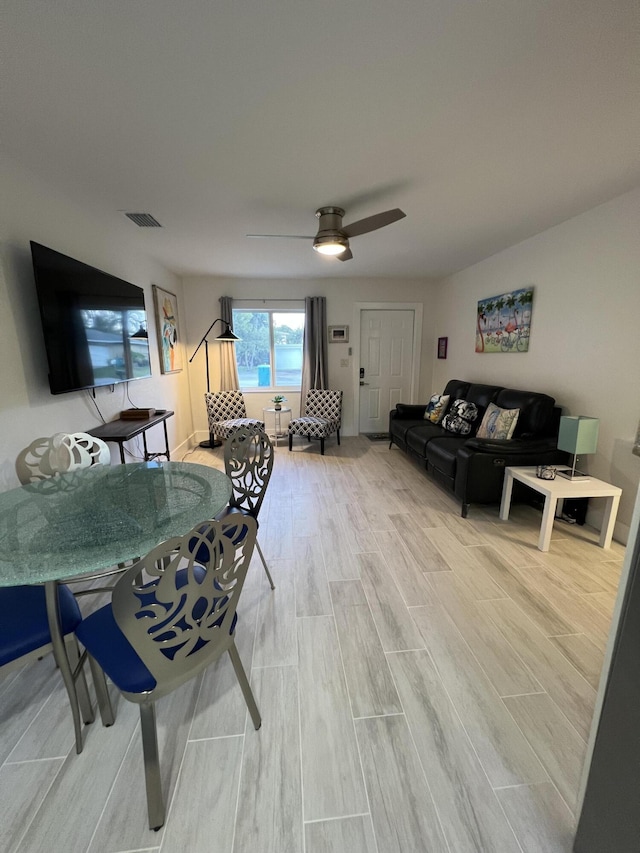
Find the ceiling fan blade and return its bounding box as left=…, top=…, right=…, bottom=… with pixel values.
left=342, top=208, right=406, bottom=238
left=246, top=234, right=313, bottom=239
left=337, top=247, right=354, bottom=261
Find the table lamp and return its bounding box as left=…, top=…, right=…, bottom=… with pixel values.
left=557, top=415, right=599, bottom=480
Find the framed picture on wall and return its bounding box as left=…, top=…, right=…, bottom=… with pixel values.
left=476, top=287, right=534, bottom=353
left=152, top=285, right=182, bottom=373
left=437, top=336, right=448, bottom=359
left=328, top=325, right=349, bottom=343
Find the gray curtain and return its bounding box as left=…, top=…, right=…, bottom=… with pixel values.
left=301, top=296, right=328, bottom=412
left=218, top=296, right=240, bottom=390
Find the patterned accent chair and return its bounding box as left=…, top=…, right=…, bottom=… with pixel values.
left=205, top=391, right=264, bottom=446
left=288, top=389, right=343, bottom=455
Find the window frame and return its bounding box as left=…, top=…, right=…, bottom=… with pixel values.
left=232, top=304, right=304, bottom=393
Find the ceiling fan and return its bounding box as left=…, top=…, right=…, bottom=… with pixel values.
left=246, top=205, right=406, bottom=261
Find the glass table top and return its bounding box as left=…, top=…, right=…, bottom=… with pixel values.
left=0, top=461, right=232, bottom=586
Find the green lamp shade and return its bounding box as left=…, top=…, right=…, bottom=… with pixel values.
left=557, top=416, right=599, bottom=455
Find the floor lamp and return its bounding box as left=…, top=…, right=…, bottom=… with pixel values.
left=188, top=319, right=240, bottom=449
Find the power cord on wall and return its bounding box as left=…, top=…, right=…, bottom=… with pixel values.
left=86, top=385, right=146, bottom=461
left=86, top=389, right=107, bottom=424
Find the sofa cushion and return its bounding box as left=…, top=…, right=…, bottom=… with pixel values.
left=476, top=402, right=520, bottom=440
left=391, top=417, right=428, bottom=445
left=405, top=423, right=448, bottom=456
left=494, top=388, right=556, bottom=437
left=423, top=394, right=450, bottom=423
left=442, top=399, right=479, bottom=435
left=464, top=383, right=503, bottom=410
left=442, top=380, right=472, bottom=401
left=426, top=436, right=468, bottom=479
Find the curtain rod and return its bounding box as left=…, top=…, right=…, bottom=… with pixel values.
left=231, top=298, right=305, bottom=303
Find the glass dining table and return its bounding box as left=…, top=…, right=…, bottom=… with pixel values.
left=0, top=460, right=232, bottom=751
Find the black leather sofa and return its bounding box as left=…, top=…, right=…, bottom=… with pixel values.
left=389, top=379, right=567, bottom=516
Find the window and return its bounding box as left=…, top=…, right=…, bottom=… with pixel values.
left=232, top=308, right=305, bottom=390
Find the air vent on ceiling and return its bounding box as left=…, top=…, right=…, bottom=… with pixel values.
left=124, top=212, right=162, bottom=227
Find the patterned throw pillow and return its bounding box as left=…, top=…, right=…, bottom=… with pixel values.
left=476, top=402, right=520, bottom=440
left=442, top=399, right=479, bottom=435
left=423, top=393, right=450, bottom=423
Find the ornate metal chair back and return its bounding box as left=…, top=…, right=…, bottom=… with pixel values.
left=223, top=424, right=274, bottom=519
left=16, top=432, right=111, bottom=484
left=112, top=515, right=258, bottom=698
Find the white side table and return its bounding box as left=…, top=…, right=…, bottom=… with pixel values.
left=262, top=406, right=292, bottom=447
left=499, top=465, right=622, bottom=552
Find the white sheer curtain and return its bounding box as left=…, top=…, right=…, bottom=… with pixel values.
left=301, top=296, right=328, bottom=412
left=219, top=296, right=239, bottom=390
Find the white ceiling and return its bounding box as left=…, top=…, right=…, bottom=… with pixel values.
left=3, top=0, right=639, bottom=279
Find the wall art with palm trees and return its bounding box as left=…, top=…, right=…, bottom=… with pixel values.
left=475, top=287, right=534, bottom=353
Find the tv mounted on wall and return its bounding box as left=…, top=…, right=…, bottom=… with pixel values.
left=30, top=242, right=152, bottom=394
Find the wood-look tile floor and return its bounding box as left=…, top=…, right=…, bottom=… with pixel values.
left=0, top=437, right=626, bottom=852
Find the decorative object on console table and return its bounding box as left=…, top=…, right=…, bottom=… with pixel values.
left=120, top=408, right=156, bottom=419
left=152, top=285, right=182, bottom=374
left=188, top=318, right=240, bottom=449
left=437, top=336, right=448, bottom=359
left=557, top=415, right=599, bottom=480
left=328, top=325, right=349, bottom=343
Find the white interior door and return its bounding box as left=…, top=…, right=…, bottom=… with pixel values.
left=359, top=309, right=414, bottom=434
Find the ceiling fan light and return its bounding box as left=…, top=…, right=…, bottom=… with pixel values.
left=313, top=235, right=348, bottom=255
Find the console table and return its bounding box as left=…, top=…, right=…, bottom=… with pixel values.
left=500, top=465, right=622, bottom=551
left=87, top=409, right=174, bottom=463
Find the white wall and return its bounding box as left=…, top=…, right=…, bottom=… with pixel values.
left=0, top=154, right=194, bottom=488
left=431, top=186, right=640, bottom=540
left=181, top=276, right=436, bottom=440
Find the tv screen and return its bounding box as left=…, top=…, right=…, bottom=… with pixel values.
left=30, top=242, right=152, bottom=394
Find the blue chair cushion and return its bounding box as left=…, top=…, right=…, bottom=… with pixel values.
left=191, top=511, right=255, bottom=564
left=75, top=566, right=237, bottom=695
left=0, top=584, right=82, bottom=667
left=76, top=602, right=156, bottom=693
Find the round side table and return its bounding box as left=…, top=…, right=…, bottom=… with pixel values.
left=262, top=406, right=292, bottom=446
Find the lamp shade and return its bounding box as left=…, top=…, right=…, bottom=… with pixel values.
left=557, top=416, right=599, bottom=455
left=130, top=324, right=148, bottom=338
left=215, top=327, right=240, bottom=342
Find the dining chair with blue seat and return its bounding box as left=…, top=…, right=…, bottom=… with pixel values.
left=217, top=423, right=275, bottom=589
left=4, top=431, right=112, bottom=753
left=16, top=431, right=135, bottom=598
left=76, top=514, right=261, bottom=831
left=0, top=583, right=95, bottom=752
left=15, top=431, right=111, bottom=484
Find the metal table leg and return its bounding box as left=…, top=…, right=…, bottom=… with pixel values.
left=44, top=581, right=94, bottom=754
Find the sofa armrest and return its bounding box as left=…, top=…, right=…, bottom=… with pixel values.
left=463, top=437, right=559, bottom=454
left=454, top=441, right=568, bottom=509
left=391, top=403, right=428, bottom=420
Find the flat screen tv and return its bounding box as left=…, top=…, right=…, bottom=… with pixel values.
left=30, top=242, right=152, bottom=394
